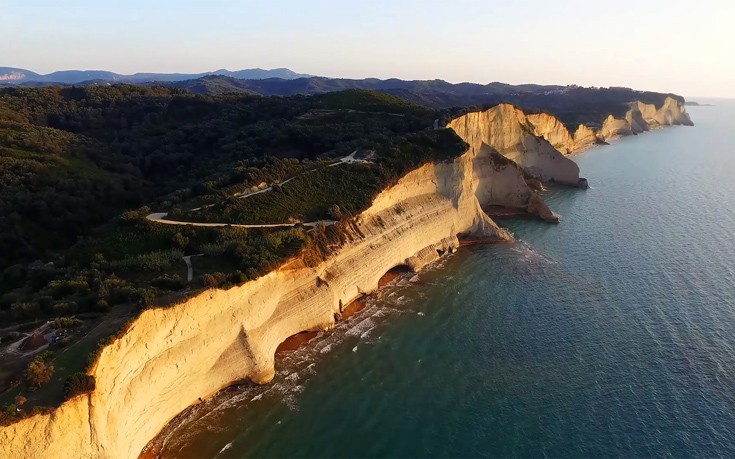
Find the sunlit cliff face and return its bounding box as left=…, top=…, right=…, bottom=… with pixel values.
left=0, top=98, right=692, bottom=459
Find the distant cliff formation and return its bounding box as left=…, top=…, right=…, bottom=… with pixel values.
left=598, top=98, right=694, bottom=141
left=449, top=105, right=582, bottom=187
left=0, top=98, right=692, bottom=459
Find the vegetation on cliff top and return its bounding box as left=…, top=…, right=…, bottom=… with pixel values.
left=0, top=86, right=461, bottom=320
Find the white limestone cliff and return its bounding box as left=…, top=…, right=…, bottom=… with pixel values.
left=597, top=96, right=693, bottom=142
left=599, top=114, right=635, bottom=139
left=573, top=124, right=598, bottom=151
left=0, top=99, right=692, bottom=459
left=447, top=104, right=582, bottom=186
left=0, top=104, right=563, bottom=459
left=509, top=97, right=692, bottom=151
left=526, top=113, right=577, bottom=154
left=2, top=163, right=507, bottom=457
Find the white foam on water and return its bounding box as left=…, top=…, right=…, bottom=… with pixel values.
left=346, top=317, right=376, bottom=337
left=151, top=252, right=452, bottom=456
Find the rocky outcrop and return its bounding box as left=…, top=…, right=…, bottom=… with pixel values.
left=472, top=144, right=558, bottom=221
left=527, top=113, right=576, bottom=154
left=597, top=96, right=693, bottom=142
left=599, top=114, right=634, bottom=140
left=653, top=97, right=694, bottom=126
left=447, top=104, right=581, bottom=186
left=626, top=106, right=650, bottom=133
left=573, top=124, right=598, bottom=151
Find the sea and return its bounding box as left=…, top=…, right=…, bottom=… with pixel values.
left=150, top=99, right=735, bottom=458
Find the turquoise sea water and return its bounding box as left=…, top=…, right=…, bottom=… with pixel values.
left=155, top=100, right=735, bottom=458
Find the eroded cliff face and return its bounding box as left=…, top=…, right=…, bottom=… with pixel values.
left=527, top=113, right=576, bottom=154
left=1, top=107, right=561, bottom=458
left=598, top=96, right=693, bottom=141
left=1, top=99, right=689, bottom=459
left=573, top=124, right=598, bottom=151
left=447, top=104, right=581, bottom=186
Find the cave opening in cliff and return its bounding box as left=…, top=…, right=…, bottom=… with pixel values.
left=378, top=265, right=412, bottom=289
left=275, top=330, right=320, bottom=354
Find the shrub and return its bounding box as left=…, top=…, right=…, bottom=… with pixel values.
left=63, top=373, right=96, bottom=399
left=50, top=317, right=83, bottom=329
left=151, top=274, right=185, bottom=290
left=46, top=277, right=90, bottom=298
left=51, top=301, right=78, bottom=315
left=201, top=272, right=227, bottom=288
left=228, top=270, right=248, bottom=285
left=109, top=250, right=183, bottom=273
left=135, top=288, right=156, bottom=309
left=171, top=232, right=189, bottom=250
left=119, top=207, right=150, bottom=224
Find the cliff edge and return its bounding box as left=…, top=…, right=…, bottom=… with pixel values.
left=448, top=104, right=581, bottom=186
left=0, top=98, right=692, bottom=459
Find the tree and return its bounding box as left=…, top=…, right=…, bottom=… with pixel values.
left=172, top=232, right=189, bottom=250
left=64, top=373, right=96, bottom=398
left=328, top=204, right=343, bottom=220
left=25, top=356, right=54, bottom=387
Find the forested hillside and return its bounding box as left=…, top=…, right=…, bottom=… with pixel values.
left=165, top=76, right=684, bottom=128
left=0, top=86, right=439, bottom=270
left=0, top=86, right=467, bottom=330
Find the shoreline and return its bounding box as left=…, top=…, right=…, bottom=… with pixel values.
left=144, top=119, right=696, bottom=456
left=0, top=99, right=693, bottom=459
left=141, top=266, right=422, bottom=457
left=267, top=269, right=407, bottom=356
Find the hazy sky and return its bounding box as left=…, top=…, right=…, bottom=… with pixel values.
left=3, top=0, right=733, bottom=97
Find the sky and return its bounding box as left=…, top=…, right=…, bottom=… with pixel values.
left=2, top=0, right=734, bottom=97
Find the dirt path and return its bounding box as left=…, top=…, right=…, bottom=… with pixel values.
left=182, top=254, right=204, bottom=282
left=146, top=152, right=363, bottom=229
left=145, top=213, right=333, bottom=229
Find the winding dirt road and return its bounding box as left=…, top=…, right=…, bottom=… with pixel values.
left=145, top=152, right=363, bottom=229
left=145, top=212, right=333, bottom=229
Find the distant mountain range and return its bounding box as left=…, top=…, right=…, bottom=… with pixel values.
left=0, top=67, right=684, bottom=127
left=0, top=67, right=312, bottom=84
left=163, top=75, right=683, bottom=127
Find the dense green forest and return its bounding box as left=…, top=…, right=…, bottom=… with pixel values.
left=0, top=86, right=465, bottom=327
left=0, top=86, right=437, bottom=268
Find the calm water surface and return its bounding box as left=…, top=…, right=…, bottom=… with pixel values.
left=155, top=100, right=735, bottom=458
